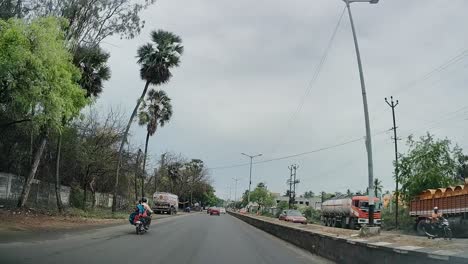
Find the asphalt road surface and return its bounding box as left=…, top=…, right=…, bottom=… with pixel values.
left=0, top=213, right=332, bottom=264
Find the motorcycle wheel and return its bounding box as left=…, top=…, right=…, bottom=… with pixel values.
left=136, top=225, right=140, bottom=235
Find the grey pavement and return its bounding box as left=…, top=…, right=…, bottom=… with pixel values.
left=0, top=213, right=332, bottom=264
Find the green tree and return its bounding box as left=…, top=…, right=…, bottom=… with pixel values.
left=113, top=30, right=183, bottom=212
left=346, top=189, right=353, bottom=196
left=303, top=191, right=315, bottom=198
left=374, top=178, right=383, bottom=198
left=249, top=183, right=274, bottom=212
left=399, top=133, right=464, bottom=203
left=0, top=18, right=88, bottom=208
left=138, top=90, right=173, bottom=197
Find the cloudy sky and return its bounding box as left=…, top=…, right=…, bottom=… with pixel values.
left=97, top=0, right=468, bottom=200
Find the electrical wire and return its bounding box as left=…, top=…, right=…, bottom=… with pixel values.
left=269, top=7, right=346, bottom=155
left=208, top=129, right=390, bottom=170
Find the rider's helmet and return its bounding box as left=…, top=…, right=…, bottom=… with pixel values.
left=434, top=206, right=438, bottom=212
left=141, top=197, right=148, bottom=203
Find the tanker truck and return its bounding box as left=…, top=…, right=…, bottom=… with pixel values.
left=321, top=195, right=382, bottom=229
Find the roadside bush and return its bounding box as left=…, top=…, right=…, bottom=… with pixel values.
left=275, top=201, right=289, bottom=217
left=381, top=202, right=415, bottom=232
left=301, top=207, right=321, bottom=224
left=69, top=186, right=84, bottom=209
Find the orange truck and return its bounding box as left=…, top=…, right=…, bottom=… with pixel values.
left=321, top=195, right=382, bottom=229
left=410, top=180, right=468, bottom=236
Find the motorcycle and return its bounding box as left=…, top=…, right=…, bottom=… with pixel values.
left=423, top=217, right=452, bottom=240
left=131, top=212, right=151, bottom=235
left=135, top=219, right=148, bottom=235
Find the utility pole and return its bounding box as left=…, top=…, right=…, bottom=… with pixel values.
left=287, top=164, right=299, bottom=209
left=287, top=166, right=293, bottom=209
left=385, top=96, right=400, bottom=229
left=241, top=153, right=262, bottom=208
left=292, top=165, right=299, bottom=206
left=233, top=177, right=239, bottom=208
left=341, top=0, right=380, bottom=226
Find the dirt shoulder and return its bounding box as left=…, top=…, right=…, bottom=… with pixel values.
left=0, top=208, right=126, bottom=233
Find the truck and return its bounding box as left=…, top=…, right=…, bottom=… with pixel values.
left=321, top=195, right=382, bottom=229
left=409, top=180, right=468, bottom=237
left=152, top=192, right=178, bottom=215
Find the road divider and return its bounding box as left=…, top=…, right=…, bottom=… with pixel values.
left=228, top=211, right=468, bottom=264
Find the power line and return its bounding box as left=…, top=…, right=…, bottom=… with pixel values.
left=269, top=7, right=346, bottom=155
left=208, top=129, right=390, bottom=170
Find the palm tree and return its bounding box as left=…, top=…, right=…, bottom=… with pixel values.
left=374, top=178, right=383, bottom=198
left=113, top=30, right=183, bottom=212
left=138, top=89, right=173, bottom=197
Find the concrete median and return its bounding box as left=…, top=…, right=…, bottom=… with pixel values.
left=228, top=211, right=468, bottom=264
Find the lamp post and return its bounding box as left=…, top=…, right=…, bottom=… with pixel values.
left=241, top=153, right=262, bottom=207
left=341, top=0, right=380, bottom=226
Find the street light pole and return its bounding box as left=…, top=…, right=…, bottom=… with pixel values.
left=241, top=153, right=262, bottom=207
left=233, top=177, right=239, bottom=207
left=342, top=0, right=379, bottom=226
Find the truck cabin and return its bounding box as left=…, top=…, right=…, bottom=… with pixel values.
left=352, top=196, right=382, bottom=212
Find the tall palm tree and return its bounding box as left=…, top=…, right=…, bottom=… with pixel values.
left=374, top=178, right=383, bottom=198
left=113, top=30, right=183, bottom=212
left=138, top=89, right=173, bottom=197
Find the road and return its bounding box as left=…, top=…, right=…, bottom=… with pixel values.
left=0, top=213, right=332, bottom=264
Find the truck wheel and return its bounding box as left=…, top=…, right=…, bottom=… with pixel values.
left=349, top=219, right=356, bottom=230
left=331, top=218, right=336, bottom=227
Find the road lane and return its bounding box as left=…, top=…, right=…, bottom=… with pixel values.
left=0, top=213, right=333, bottom=264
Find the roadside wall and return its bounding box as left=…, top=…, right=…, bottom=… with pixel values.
left=0, top=172, right=70, bottom=207
left=228, top=212, right=468, bottom=264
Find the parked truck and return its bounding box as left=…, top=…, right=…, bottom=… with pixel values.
left=410, top=180, right=468, bottom=237
left=152, top=192, right=178, bottom=214
left=321, top=195, right=382, bottom=229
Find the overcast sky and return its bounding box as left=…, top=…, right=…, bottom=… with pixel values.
left=97, top=0, right=468, bottom=200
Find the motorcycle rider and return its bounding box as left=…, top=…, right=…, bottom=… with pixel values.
left=431, top=207, right=442, bottom=223
left=141, top=197, right=154, bottom=229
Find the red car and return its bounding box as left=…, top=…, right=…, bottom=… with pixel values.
left=279, top=210, right=307, bottom=224
left=210, top=207, right=220, bottom=216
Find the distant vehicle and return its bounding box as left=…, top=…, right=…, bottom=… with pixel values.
left=279, top=210, right=307, bottom=224
left=321, top=196, right=381, bottom=229
left=210, top=207, right=220, bottom=216
left=220, top=207, right=226, bottom=214
left=184, top=207, right=191, bottom=213
left=410, top=181, right=468, bottom=237
left=152, top=192, right=178, bottom=215
left=207, top=207, right=212, bottom=214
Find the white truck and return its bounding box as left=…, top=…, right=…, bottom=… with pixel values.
left=152, top=192, right=178, bottom=214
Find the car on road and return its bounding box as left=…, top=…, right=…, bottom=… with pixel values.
left=220, top=207, right=226, bottom=214
left=279, top=210, right=307, bottom=224
left=210, top=207, right=220, bottom=216
left=207, top=207, right=212, bottom=214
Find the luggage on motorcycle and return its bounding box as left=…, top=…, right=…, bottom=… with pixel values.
left=129, top=212, right=137, bottom=225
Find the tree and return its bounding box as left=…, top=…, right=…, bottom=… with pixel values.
left=0, top=18, right=88, bottom=208
left=249, top=183, right=274, bottom=211
left=303, top=191, right=315, bottom=198
left=457, top=155, right=468, bottom=180
left=373, top=178, right=383, bottom=198
left=399, top=133, right=464, bottom=203
left=17, top=0, right=157, bottom=49
left=113, top=30, right=183, bottom=212
left=346, top=189, right=353, bottom=197
left=138, top=89, right=172, bottom=197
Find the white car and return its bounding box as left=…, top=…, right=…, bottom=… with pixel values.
left=220, top=207, right=226, bottom=214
